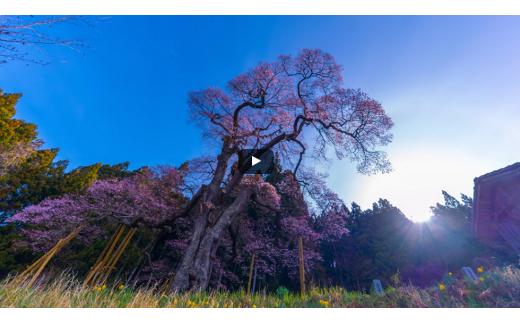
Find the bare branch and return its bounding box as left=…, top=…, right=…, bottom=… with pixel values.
left=0, top=15, right=104, bottom=65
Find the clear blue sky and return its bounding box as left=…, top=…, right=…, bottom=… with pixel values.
left=2, top=16, right=520, bottom=221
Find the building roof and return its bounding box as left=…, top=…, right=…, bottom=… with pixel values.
left=474, top=162, right=520, bottom=185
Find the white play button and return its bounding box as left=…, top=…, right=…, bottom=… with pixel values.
left=239, top=149, right=274, bottom=174
left=252, top=156, right=261, bottom=166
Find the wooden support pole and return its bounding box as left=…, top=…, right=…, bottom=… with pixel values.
left=160, top=275, right=174, bottom=295
left=83, top=257, right=105, bottom=287
left=252, top=264, right=257, bottom=295
left=96, top=227, right=137, bottom=286
left=8, top=226, right=84, bottom=288
left=247, top=251, right=256, bottom=295
left=8, top=247, right=56, bottom=287
left=91, top=224, right=123, bottom=272
left=26, top=239, right=62, bottom=288
left=84, top=225, right=125, bottom=287
left=299, top=236, right=305, bottom=296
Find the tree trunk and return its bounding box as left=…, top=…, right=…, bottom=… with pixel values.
left=170, top=186, right=252, bottom=292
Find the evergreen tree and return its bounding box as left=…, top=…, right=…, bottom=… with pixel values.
left=322, top=199, right=413, bottom=291
left=97, top=161, right=147, bottom=180
left=0, top=90, right=42, bottom=178
left=0, top=90, right=143, bottom=277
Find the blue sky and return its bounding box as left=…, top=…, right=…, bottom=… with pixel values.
left=2, top=16, right=520, bottom=221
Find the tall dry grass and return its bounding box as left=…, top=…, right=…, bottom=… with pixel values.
left=1, top=266, right=520, bottom=308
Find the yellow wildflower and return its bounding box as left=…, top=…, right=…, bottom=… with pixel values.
left=253, top=305, right=257, bottom=308
left=439, top=284, right=445, bottom=291
left=340, top=288, right=343, bottom=291
left=101, top=285, right=106, bottom=290
left=319, top=300, right=329, bottom=307
left=119, top=285, right=124, bottom=290
left=224, top=304, right=228, bottom=308
left=275, top=302, right=279, bottom=307
left=205, top=301, right=209, bottom=306
left=448, top=272, right=452, bottom=275
left=478, top=268, right=483, bottom=273
left=480, top=277, right=484, bottom=281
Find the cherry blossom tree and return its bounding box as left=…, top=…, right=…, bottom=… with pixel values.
left=161, top=48, right=394, bottom=291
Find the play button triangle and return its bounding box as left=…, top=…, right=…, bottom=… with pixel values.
left=252, top=156, right=261, bottom=166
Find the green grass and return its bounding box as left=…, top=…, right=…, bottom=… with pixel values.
left=1, top=266, right=520, bottom=308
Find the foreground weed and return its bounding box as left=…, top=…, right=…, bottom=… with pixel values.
left=1, top=266, right=520, bottom=308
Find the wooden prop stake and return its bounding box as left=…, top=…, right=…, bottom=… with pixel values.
left=160, top=274, right=174, bottom=295
left=299, top=236, right=305, bottom=296
left=84, top=225, right=137, bottom=288
left=247, top=251, right=256, bottom=295
left=95, top=228, right=137, bottom=286
left=27, top=240, right=62, bottom=288
left=92, top=224, right=123, bottom=273
left=8, top=226, right=84, bottom=288
left=83, top=225, right=125, bottom=287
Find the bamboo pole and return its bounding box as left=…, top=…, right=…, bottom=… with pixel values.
left=28, top=226, right=84, bottom=287
left=252, top=264, right=257, bottom=294
left=8, top=226, right=84, bottom=288
left=8, top=246, right=56, bottom=287
left=84, top=225, right=125, bottom=287
left=95, top=227, right=137, bottom=286
left=91, top=224, right=123, bottom=272
left=299, top=236, right=305, bottom=296
left=247, top=251, right=256, bottom=295
left=8, top=245, right=57, bottom=287
left=26, top=239, right=62, bottom=288
left=160, top=274, right=174, bottom=295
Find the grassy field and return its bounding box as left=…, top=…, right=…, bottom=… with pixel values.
left=1, top=266, right=520, bottom=308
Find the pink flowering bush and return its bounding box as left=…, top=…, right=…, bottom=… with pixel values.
left=7, top=165, right=186, bottom=253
